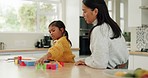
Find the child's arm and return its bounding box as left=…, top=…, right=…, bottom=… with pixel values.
left=48, top=42, right=64, bottom=60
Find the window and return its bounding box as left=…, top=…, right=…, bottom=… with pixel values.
left=106, top=0, right=126, bottom=32
left=0, top=0, right=62, bottom=33
left=120, top=2, right=124, bottom=32
left=107, top=0, right=114, bottom=18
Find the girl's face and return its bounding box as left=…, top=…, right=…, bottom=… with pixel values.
left=82, top=3, right=98, bottom=24
left=49, top=26, right=64, bottom=40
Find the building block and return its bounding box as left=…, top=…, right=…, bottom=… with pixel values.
left=18, top=56, right=22, bottom=60
left=14, top=58, right=18, bottom=64
left=46, top=63, right=57, bottom=70
left=35, top=61, right=64, bottom=70
left=36, top=64, right=41, bottom=69
left=19, top=61, right=26, bottom=66
left=44, top=60, right=50, bottom=63
left=59, top=62, right=64, bottom=67
left=56, top=61, right=62, bottom=68
left=24, top=60, right=35, bottom=66
left=36, top=64, right=46, bottom=70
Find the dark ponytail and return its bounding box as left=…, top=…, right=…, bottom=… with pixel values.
left=64, top=30, right=72, bottom=46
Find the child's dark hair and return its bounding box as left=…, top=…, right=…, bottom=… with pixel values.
left=49, top=20, right=72, bottom=46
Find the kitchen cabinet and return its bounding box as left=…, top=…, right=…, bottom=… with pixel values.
left=128, top=55, right=134, bottom=70
left=141, top=0, right=148, bottom=26
left=133, top=55, right=148, bottom=70
left=128, top=0, right=148, bottom=27
left=128, top=54, right=148, bottom=70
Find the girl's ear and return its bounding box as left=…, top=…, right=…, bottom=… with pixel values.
left=60, top=28, right=64, bottom=33
left=93, top=8, right=98, bottom=16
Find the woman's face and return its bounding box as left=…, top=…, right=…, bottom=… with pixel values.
left=49, top=26, right=64, bottom=40
left=82, top=3, right=98, bottom=24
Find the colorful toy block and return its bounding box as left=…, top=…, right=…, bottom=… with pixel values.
left=19, top=61, right=26, bottom=66
left=46, top=63, right=57, bottom=70
left=44, top=60, right=50, bottom=63
left=59, top=62, right=64, bottom=67
left=18, top=56, right=22, bottom=60
left=14, top=58, right=18, bottom=64
left=56, top=61, right=62, bottom=68
left=14, top=56, right=36, bottom=66
left=24, top=60, right=35, bottom=66
left=35, top=61, right=65, bottom=70
left=36, top=64, right=46, bottom=70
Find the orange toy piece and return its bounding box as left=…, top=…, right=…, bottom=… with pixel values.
left=56, top=61, right=62, bottom=68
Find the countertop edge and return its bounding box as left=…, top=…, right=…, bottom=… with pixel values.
left=129, top=51, right=148, bottom=56
left=1, top=49, right=148, bottom=56
left=0, top=48, right=80, bottom=52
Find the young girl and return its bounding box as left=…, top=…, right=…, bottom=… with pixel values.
left=36, top=20, right=75, bottom=64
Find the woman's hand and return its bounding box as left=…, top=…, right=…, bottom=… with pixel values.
left=75, top=60, right=86, bottom=66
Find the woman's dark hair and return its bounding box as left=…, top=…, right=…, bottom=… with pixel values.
left=83, top=0, right=121, bottom=39
left=49, top=20, right=72, bottom=46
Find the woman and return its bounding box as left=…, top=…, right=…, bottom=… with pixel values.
left=75, top=0, right=129, bottom=69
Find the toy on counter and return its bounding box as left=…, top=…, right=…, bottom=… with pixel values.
left=36, top=63, right=46, bottom=70
left=36, top=61, right=64, bottom=70
left=14, top=56, right=64, bottom=70
left=14, top=56, right=36, bottom=66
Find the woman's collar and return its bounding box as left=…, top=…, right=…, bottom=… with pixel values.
left=92, top=19, right=98, bottom=26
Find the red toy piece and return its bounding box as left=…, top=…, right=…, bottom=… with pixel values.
left=46, top=63, right=57, bottom=70
left=19, top=61, right=26, bottom=66
left=59, top=62, right=64, bottom=67
left=18, top=56, right=22, bottom=60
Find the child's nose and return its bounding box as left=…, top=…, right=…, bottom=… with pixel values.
left=50, top=32, right=53, bottom=35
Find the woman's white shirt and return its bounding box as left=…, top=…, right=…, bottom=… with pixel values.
left=84, top=22, right=129, bottom=69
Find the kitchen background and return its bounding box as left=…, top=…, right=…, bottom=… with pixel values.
left=0, top=0, right=79, bottom=50
left=0, top=0, right=148, bottom=53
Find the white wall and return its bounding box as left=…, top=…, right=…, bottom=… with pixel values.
left=0, top=0, right=80, bottom=50
left=65, top=0, right=80, bottom=48
left=0, top=33, right=44, bottom=49
left=79, top=0, right=82, bottom=16
left=129, top=27, right=137, bottom=51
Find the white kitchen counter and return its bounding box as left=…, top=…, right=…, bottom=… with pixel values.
left=0, top=48, right=79, bottom=52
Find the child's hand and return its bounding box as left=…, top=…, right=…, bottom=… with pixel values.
left=35, top=55, right=48, bottom=65
left=75, top=60, right=86, bottom=66
left=35, top=53, right=51, bottom=65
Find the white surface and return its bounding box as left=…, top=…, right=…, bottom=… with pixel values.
left=65, top=0, right=80, bottom=49
left=128, top=0, right=148, bottom=27
left=133, top=55, right=148, bottom=70
left=128, top=0, right=142, bottom=27
left=128, top=55, right=134, bottom=70
left=128, top=54, right=148, bottom=70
